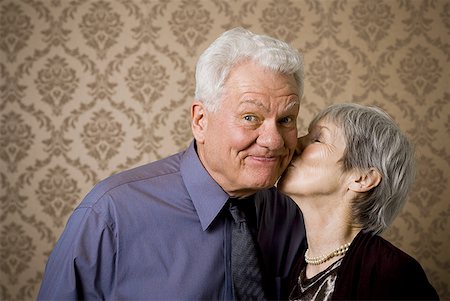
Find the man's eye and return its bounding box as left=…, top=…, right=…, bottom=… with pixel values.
left=279, top=116, right=294, bottom=126
left=280, top=116, right=291, bottom=123
left=244, top=115, right=256, bottom=122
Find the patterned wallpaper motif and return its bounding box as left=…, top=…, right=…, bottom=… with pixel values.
left=1, top=0, right=449, bottom=300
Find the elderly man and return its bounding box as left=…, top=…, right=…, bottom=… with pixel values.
left=38, top=27, right=306, bottom=301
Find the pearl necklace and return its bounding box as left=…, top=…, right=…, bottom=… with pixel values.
left=305, top=242, right=351, bottom=265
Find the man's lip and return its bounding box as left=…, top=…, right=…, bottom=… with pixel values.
left=249, top=155, right=279, bottom=162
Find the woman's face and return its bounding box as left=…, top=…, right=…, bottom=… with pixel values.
left=278, top=118, right=350, bottom=198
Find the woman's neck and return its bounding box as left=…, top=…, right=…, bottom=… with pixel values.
left=291, top=194, right=360, bottom=278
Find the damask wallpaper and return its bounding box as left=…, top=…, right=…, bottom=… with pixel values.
left=1, top=0, right=449, bottom=300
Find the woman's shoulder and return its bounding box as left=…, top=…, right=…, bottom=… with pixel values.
left=340, top=231, right=439, bottom=300
left=360, top=233, right=421, bottom=265
left=352, top=232, right=423, bottom=272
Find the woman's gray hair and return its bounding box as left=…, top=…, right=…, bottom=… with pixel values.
left=310, top=103, right=415, bottom=234
left=195, top=27, right=304, bottom=112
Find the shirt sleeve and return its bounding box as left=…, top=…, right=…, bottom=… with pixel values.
left=37, top=203, right=117, bottom=300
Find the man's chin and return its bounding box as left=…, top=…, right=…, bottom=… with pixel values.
left=247, top=175, right=279, bottom=190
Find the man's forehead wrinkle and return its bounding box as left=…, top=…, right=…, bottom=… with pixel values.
left=237, top=98, right=299, bottom=114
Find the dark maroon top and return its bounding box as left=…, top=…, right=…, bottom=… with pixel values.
left=289, top=231, right=439, bottom=300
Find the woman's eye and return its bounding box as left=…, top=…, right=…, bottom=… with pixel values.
left=311, top=135, right=321, bottom=143
left=313, top=136, right=323, bottom=143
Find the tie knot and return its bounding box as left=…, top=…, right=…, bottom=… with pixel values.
left=229, top=203, right=246, bottom=223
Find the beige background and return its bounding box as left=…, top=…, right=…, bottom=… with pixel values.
left=1, top=0, right=450, bottom=300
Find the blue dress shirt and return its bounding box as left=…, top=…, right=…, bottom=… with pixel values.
left=37, top=141, right=305, bottom=300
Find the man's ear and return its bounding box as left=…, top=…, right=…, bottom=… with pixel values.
left=348, top=168, right=382, bottom=192
left=191, top=101, right=208, bottom=143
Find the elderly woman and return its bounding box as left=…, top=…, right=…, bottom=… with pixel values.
left=278, top=103, right=439, bottom=300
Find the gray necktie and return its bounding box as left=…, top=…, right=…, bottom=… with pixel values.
left=229, top=199, right=266, bottom=300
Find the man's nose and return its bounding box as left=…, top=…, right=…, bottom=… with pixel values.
left=257, top=122, right=284, bottom=149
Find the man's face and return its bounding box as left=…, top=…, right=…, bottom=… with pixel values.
left=192, top=61, right=300, bottom=197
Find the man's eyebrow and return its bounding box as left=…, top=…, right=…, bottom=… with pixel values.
left=285, top=99, right=300, bottom=110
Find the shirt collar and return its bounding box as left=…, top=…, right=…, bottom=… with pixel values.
left=180, top=140, right=229, bottom=231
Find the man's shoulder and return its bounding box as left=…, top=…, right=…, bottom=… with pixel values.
left=255, top=188, right=297, bottom=210
left=255, top=188, right=302, bottom=225
left=80, top=151, right=185, bottom=208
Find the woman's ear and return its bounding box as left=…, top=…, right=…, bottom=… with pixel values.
left=191, top=101, right=208, bottom=143
left=348, top=168, right=382, bottom=192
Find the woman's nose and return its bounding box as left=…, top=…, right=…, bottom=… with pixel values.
left=296, top=135, right=308, bottom=154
